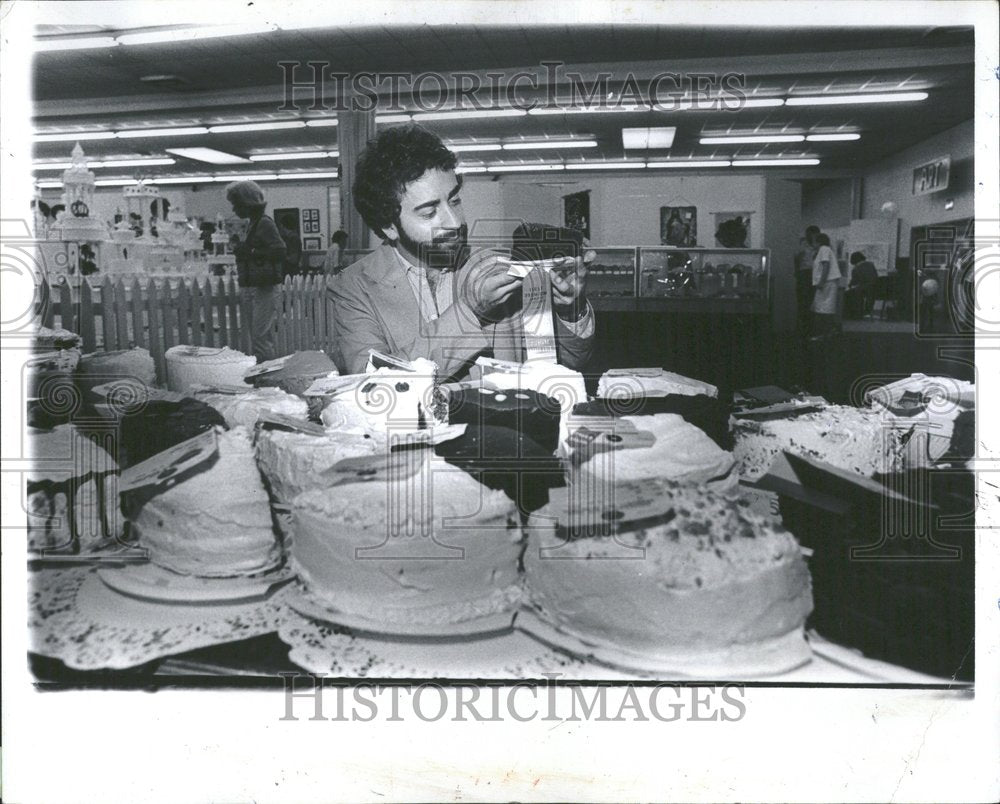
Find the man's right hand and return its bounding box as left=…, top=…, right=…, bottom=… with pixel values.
left=458, top=249, right=524, bottom=321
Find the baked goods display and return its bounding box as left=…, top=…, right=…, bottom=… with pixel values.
left=523, top=478, right=814, bottom=675
left=34, top=327, right=958, bottom=677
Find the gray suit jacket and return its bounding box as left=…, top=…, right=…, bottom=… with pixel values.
left=328, top=244, right=594, bottom=381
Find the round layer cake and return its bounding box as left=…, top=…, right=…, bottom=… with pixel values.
left=290, top=455, right=523, bottom=629
left=731, top=404, right=905, bottom=481
left=524, top=478, right=813, bottom=675
left=165, top=345, right=255, bottom=393
left=572, top=413, right=735, bottom=490
left=130, top=426, right=280, bottom=576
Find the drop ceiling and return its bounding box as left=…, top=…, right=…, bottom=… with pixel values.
left=31, top=25, right=975, bottom=180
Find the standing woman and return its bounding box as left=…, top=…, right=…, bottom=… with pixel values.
left=811, top=232, right=841, bottom=336
left=226, top=181, right=286, bottom=360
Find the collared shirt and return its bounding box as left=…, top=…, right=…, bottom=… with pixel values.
left=393, top=246, right=595, bottom=337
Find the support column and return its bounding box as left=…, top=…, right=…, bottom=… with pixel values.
left=337, top=109, right=377, bottom=251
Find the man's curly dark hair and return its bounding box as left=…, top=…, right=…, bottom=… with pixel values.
left=353, top=125, right=458, bottom=238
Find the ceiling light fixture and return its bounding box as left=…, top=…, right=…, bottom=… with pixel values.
left=114, top=24, right=279, bottom=47
left=486, top=163, right=566, bottom=173
left=731, top=158, right=820, bottom=167
left=785, top=92, right=928, bottom=106
left=448, top=143, right=503, bottom=152
left=303, top=119, right=339, bottom=128
left=502, top=140, right=598, bottom=150
left=276, top=171, right=340, bottom=180
left=806, top=133, right=862, bottom=141
left=527, top=104, right=647, bottom=116
left=376, top=114, right=413, bottom=124
left=33, top=35, right=120, bottom=52
left=413, top=109, right=528, bottom=121
left=248, top=151, right=333, bottom=161
left=455, top=165, right=490, bottom=173
left=94, top=178, right=144, bottom=187
left=116, top=126, right=210, bottom=138
left=700, top=134, right=805, bottom=144
left=622, top=127, right=677, bottom=149
left=566, top=162, right=648, bottom=170
left=646, top=160, right=732, bottom=168
left=166, top=147, right=250, bottom=164
left=34, top=131, right=117, bottom=143
left=149, top=175, right=217, bottom=184
left=96, top=157, right=178, bottom=168
left=212, top=173, right=280, bottom=182
left=208, top=121, right=306, bottom=133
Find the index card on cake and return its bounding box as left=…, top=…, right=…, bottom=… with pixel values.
left=119, top=429, right=218, bottom=494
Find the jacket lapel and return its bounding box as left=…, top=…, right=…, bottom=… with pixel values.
left=360, top=245, right=423, bottom=354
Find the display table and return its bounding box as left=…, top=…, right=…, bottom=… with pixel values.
left=27, top=565, right=958, bottom=686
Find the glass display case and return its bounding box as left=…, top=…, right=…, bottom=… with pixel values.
left=584, top=247, right=638, bottom=302
left=635, top=247, right=770, bottom=312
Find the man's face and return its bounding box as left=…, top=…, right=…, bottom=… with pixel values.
left=384, top=169, right=467, bottom=269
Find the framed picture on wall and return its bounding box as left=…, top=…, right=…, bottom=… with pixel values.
left=303, top=237, right=322, bottom=250
left=660, top=206, right=697, bottom=246
left=563, top=190, right=591, bottom=240
left=714, top=211, right=753, bottom=248
left=273, top=207, right=301, bottom=235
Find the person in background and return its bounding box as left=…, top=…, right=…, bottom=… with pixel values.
left=845, top=251, right=879, bottom=319
left=322, top=229, right=349, bottom=276
left=329, top=124, right=593, bottom=380
left=276, top=214, right=303, bottom=277
left=795, top=225, right=820, bottom=333
left=810, top=232, right=841, bottom=336
left=226, top=180, right=286, bottom=360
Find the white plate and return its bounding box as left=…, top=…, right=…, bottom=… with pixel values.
left=97, top=563, right=294, bottom=603
left=284, top=585, right=518, bottom=638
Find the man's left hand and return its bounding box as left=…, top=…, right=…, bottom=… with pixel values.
left=550, top=250, right=595, bottom=321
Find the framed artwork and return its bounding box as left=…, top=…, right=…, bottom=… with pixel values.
left=660, top=206, right=697, bottom=246
left=303, top=236, right=322, bottom=250
left=714, top=211, right=753, bottom=248
left=273, top=207, right=301, bottom=235
left=563, top=190, right=591, bottom=240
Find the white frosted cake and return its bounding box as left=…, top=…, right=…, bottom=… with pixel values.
left=597, top=368, right=718, bottom=399
left=290, top=456, right=522, bottom=628
left=77, top=347, right=157, bottom=395
left=192, top=385, right=308, bottom=428
left=524, top=478, right=814, bottom=675
left=130, top=426, right=280, bottom=576
left=319, top=362, right=441, bottom=437
left=165, top=345, right=256, bottom=393
left=572, top=413, right=735, bottom=490
left=731, top=405, right=905, bottom=481
left=255, top=428, right=381, bottom=505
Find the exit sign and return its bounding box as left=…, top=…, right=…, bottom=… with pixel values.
left=912, top=155, right=950, bottom=196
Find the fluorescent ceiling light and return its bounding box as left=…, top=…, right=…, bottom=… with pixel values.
left=212, top=173, right=280, bottom=182
left=647, top=160, right=732, bottom=168
left=276, top=171, right=340, bottom=180
left=35, top=181, right=65, bottom=189
left=666, top=97, right=785, bottom=110
left=806, top=133, right=861, bottom=141
left=455, top=165, right=489, bottom=173
left=116, top=126, right=209, bottom=138
left=785, top=92, right=928, bottom=106
left=622, top=127, right=677, bottom=149
left=166, top=147, right=249, bottom=164
left=413, top=109, right=527, bottom=121
left=503, top=140, right=598, bottom=150
left=448, top=143, right=503, bottom=152
left=527, top=105, right=647, bottom=116
left=34, top=131, right=116, bottom=142
left=209, top=121, right=306, bottom=133
left=115, top=24, right=278, bottom=46
left=486, top=163, right=565, bottom=173
left=150, top=176, right=216, bottom=184
left=32, top=163, right=73, bottom=171
left=303, top=119, right=339, bottom=128
left=95, top=178, right=141, bottom=187
left=566, top=162, right=647, bottom=170
left=376, top=114, right=413, bottom=124
left=34, top=36, right=119, bottom=52
left=700, top=134, right=804, bottom=144
left=248, top=151, right=333, bottom=161
left=98, top=157, right=177, bottom=168
left=731, top=158, right=820, bottom=167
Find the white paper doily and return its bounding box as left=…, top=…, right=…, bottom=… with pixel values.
left=271, top=586, right=599, bottom=679
left=29, top=567, right=287, bottom=670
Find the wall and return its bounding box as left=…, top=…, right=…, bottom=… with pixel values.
left=763, top=178, right=804, bottom=332
left=861, top=118, right=974, bottom=254
left=801, top=178, right=854, bottom=230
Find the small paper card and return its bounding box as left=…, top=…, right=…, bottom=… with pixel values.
left=387, top=423, right=467, bottom=448
left=304, top=374, right=367, bottom=398
left=257, top=412, right=327, bottom=436
left=319, top=452, right=423, bottom=487
left=603, top=367, right=664, bottom=378
left=244, top=354, right=293, bottom=379
left=366, top=349, right=418, bottom=372
left=191, top=383, right=254, bottom=395
left=119, top=429, right=218, bottom=493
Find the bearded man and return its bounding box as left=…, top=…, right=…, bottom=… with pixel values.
left=328, top=125, right=594, bottom=381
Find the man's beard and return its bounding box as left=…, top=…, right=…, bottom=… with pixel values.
left=396, top=222, right=468, bottom=270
